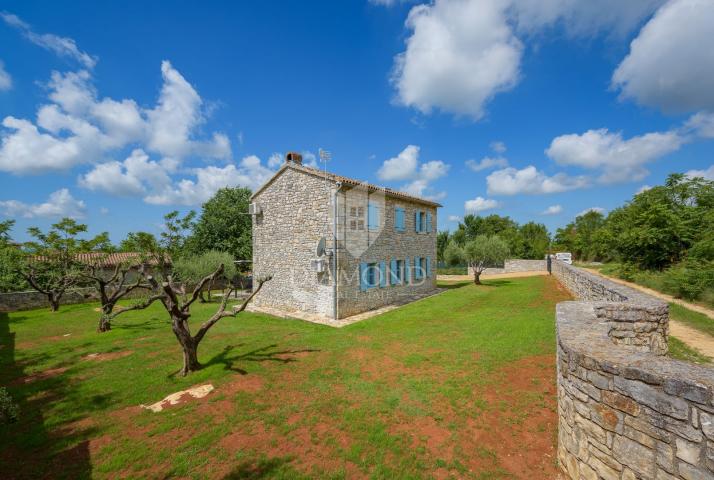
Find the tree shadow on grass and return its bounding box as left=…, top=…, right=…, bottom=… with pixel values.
left=222, top=456, right=294, bottom=479
left=202, top=344, right=321, bottom=374
left=479, top=279, right=514, bottom=287
left=438, top=281, right=471, bottom=290
left=0, top=312, right=94, bottom=479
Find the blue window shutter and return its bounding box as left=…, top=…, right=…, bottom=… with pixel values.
left=426, top=256, right=431, bottom=278
left=379, top=261, right=387, bottom=287
left=415, top=211, right=420, bottom=232
left=359, top=262, right=368, bottom=291
left=414, top=257, right=421, bottom=280
left=395, top=207, right=405, bottom=231
left=405, top=257, right=410, bottom=284
left=390, top=259, right=398, bottom=285
left=426, top=212, right=432, bottom=233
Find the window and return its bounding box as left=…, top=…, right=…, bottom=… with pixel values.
left=360, top=261, right=387, bottom=290
left=350, top=219, right=357, bottom=231
left=350, top=206, right=365, bottom=231
left=360, top=262, right=378, bottom=290
left=368, top=202, right=380, bottom=230
left=357, top=219, right=364, bottom=230
left=395, top=207, right=406, bottom=232
left=414, top=256, right=422, bottom=280
left=390, top=259, right=404, bottom=285
left=414, top=210, right=432, bottom=233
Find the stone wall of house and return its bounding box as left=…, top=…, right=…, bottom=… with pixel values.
left=469, top=259, right=547, bottom=276
left=336, top=186, right=438, bottom=318
left=251, top=165, right=438, bottom=320
left=553, top=261, right=714, bottom=479
left=251, top=167, right=336, bottom=317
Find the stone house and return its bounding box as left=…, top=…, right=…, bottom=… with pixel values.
left=250, top=153, right=440, bottom=320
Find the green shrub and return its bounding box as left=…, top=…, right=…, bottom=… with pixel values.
left=437, top=266, right=467, bottom=275
left=662, top=261, right=714, bottom=301
left=0, top=388, right=19, bottom=424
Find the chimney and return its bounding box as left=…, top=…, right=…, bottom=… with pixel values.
left=285, top=152, right=303, bottom=165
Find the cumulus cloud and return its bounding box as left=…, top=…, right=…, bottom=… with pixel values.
left=390, top=0, right=663, bottom=119
left=1, top=12, right=97, bottom=69
left=466, top=156, right=509, bottom=172
left=577, top=206, right=606, bottom=217
left=686, top=165, right=714, bottom=181
left=377, top=145, right=420, bottom=181
left=0, top=62, right=231, bottom=175
left=78, top=148, right=276, bottom=206
left=144, top=155, right=274, bottom=206
left=637, top=184, right=653, bottom=194
left=612, top=0, right=714, bottom=113
left=78, top=149, right=171, bottom=197
left=377, top=145, right=449, bottom=200
left=546, top=127, right=684, bottom=183
left=542, top=204, right=563, bottom=215
left=464, top=196, right=500, bottom=214
left=392, top=0, right=523, bottom=119
left=0, top=188, right=86, bottom=218
left=0, top=60, right=11, bottom=91
left=487, top=166, right=588, bottom=195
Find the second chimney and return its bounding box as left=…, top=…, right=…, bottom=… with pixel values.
left=285, top=152, right=303, bottom=165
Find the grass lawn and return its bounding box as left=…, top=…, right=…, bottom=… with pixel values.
left=1, top=276, right=571, bottom=479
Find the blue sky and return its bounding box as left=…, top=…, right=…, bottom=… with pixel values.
left=1, top=0, right=713, bottom=243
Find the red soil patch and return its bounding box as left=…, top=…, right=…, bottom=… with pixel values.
left=81, top=350, right=133, bottom=361
left=388, top=354, right=561, bottom=479
left=218, top=420, right=362, bottom=478
left=11, top=366, right=68, bottom=385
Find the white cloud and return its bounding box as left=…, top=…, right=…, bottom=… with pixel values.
left=0, top=62, right=231, bottom=175
left=487, top=166, right=588, bottom=195
left=684, top=112, right=714, bottom=139
left=577, top=206, right=606, bottom=217
left=0, top=60, right=11, bottom=91
left=99, top=207, right=109, bottom=215
left=78, top=149, right=171, bottom=197
left=466, top=156, right=509, bottom=172
left=546, top=127, right=684, bottom=183
left=464, top=196, right=500, bottom=214
left=0, top=188, right=86, bottom=218
left=490, top=141, right=507, bottom=154
left=144, top=155, right=275, bottom=206
left=637, top=184, right=652, bottom=194
left=686, top=165, right=714, bottom=181
left=390, top=0, right=663, bottom=119
left=448, top=215, right=462, bottom=222
left=542, top=204, right=563, bottom=215
left=377, top=145, right=420, bottom=181
left=510, top=0, right=665, bottom=37
left=392, top=0, right=522, bottom=120
left=267, top=152, right=283, bottom=169
left=377, top=145, right=449, bottom=200
left=612, top=0, right=714, bottom=113
left=1, top=13, right=97, bottom=69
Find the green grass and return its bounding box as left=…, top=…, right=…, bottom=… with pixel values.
left=668, top=336, right=712, bottom=364
left=669, top=303, right=714, bottom=337
left=0, top=276, right=570, bottom=479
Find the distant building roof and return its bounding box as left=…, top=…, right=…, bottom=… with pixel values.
left=252, top=162, right=442, bottom=208
left=30, top=252, right=170, bottom=267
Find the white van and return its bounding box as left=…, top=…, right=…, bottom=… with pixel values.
left=555, top=252, right=573, bottom=265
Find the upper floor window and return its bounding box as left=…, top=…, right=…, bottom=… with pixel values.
left=367, top=202, right=380, bottom=230
left=394, top=207, right=406, bottom=232
left=414, top=210, right=432, bottom=233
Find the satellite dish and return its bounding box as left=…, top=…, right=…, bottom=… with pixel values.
left=316, top=237, right=326, bottom=257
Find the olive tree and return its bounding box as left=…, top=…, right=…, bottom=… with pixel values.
left=21, top=219, right=110, bottom=311
left=140, top=264, right=271, bottom=376
left=80, top=260, right=150, bottom=332
left=463, top=235, right=510, bottom=285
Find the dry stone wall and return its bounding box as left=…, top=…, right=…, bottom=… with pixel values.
left=553, top=261, right=714, bottom=479
left=469, top=259, right=547, bottom=276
